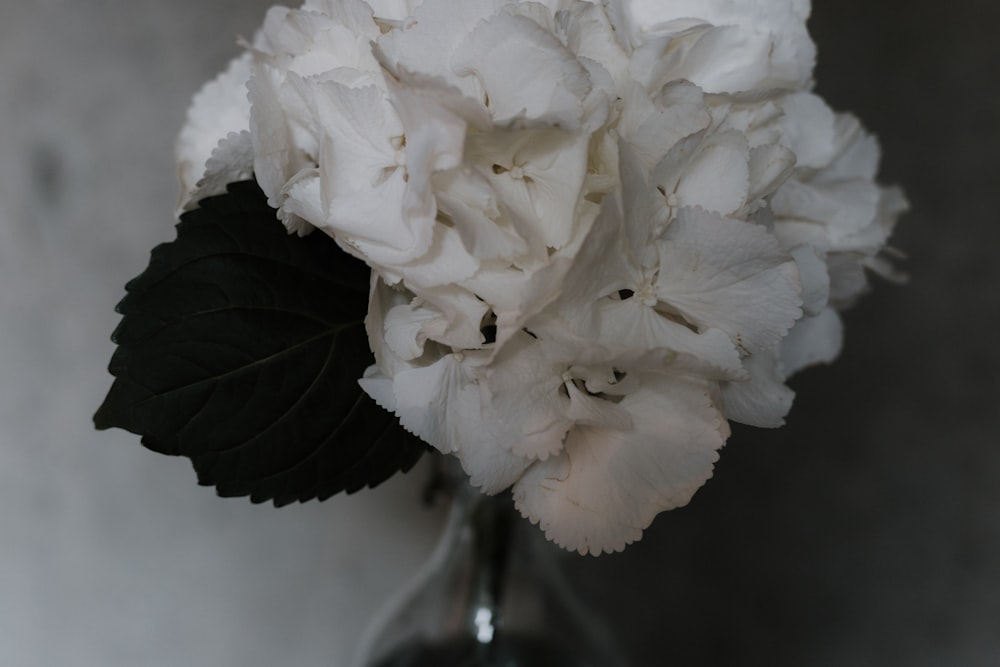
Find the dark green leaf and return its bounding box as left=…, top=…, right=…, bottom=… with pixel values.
left=95, top=180, right=427, bottom=505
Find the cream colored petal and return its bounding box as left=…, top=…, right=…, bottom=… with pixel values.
left=513, top=374, right=728, bottom=555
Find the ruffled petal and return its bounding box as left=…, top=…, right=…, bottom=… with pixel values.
left=375, top=0, right=509, bottom=96
left=556, top=0, right=631, bottom=85
left=182, top=131, right=255, bottom=213
left=655, top=206, right=802, bottom=354
left=254, top=0, right=380, bottom=76
left=305, top=82, right=403, bottom=198
left=594, top=298, right=746, bottom=379
left=361, top=356, right=531, bottom=494
left=618, top=80, right=710, bottom=169
left=176, top=53, right=253, bottom=208
left=248, top=65, right=314, bottom=222
left=481, top=333, right=575, bottom=460
left=513, top=374, right=728, bottom=555
left=468, top=126, right=591, bottom=250
left=432, top=169, right=531, bottom=263
left=452, top=11, right=591, bottom=128
left=655, top=130, right=751, bottom=216
left=618, top=0, right=815, bottom=91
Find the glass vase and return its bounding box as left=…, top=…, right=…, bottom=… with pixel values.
left=352, top=459, right=629, bottom=667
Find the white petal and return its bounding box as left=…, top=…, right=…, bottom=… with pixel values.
left=401, top=282, right=488, bottom=351
left=555, top=191, right=636, bottom=305
left=176, top=53, right=253, bottom=207
left=306, top=82, right=403, bottom=197
left=821, top=115, right=880, bottom=182
left=657, top=130, right=751, bottom=216
left=656, top=206, right=802, bottom=354
left=375, top=0, right=508, bottom=97
left=556, top=0, right=631, bottom=85
left=534, top=192, right=744, bottom=378
left=465, top=228, right=591, bottom=353
left=365, top=353, right=531, bottom=494
left=779, top=307, right=843, bottom=376
left=389, top=353, right=473, bottom=452
left=745, top=143, right=796, bottom=206
left=721, top=350, right=794, bottom=428
left=618, top=80, right=710, bottom=169
left=365, top=277, right=412, bottom=378
left=619, top=0, right=815, bottom=91
left=826, top=252, right=870, bottom=308
left=383, top=302, right=447, bottom=361
left=513, top=374, right=728, bottom=555
left=776, top=92, right=837, bottom=170
left=594, top=299, right=746, bottom=379
left=616, top=143, right=668, bottom=268
left=354, top=0, right=415, bottom=23
left=771, top=178, right=880, bottom=244
left=482, top=333, right=574, bottom=460
left=182, top=131, right=255, bottom=213
left=433, top=169, right=531, bottom=263
left=359, top=364, right=398, bottom=414
left=285, top=162, right=433, bottom=264
left=563, top=381, right=634, bottom=431
left=255, top=0, right=380, bottom=76
left=248, top=65, right=312, bottom=214
left=788, top=244, right=830, bottom=316
left=380, top=71, right=492, bottom=262
left=468, top=127, right=590, bottom=250
left=457, top=439, right=533, bottom=496
left=669, top=25, right=772, bottom=94
left=452, top=12, right=591, bottom=128
left=389, top=222, right=481, bottom=290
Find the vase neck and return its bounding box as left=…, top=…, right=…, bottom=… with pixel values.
left=447, top=479, right=517, bottom=644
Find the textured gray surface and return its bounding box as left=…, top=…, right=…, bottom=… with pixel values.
left=1, top=1, right=997, bottom=666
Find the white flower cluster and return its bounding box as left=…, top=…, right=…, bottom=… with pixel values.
left=178, top=0, right=904, bottom=554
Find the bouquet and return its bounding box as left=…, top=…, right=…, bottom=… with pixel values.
left=97, top=0, right=905, bottom=555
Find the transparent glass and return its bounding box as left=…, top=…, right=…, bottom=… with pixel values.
left=352, top=461, right=629, bottom=667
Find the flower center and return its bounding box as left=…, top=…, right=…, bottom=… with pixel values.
left=637, top=272, right=658, bottom=306
left=390, top=135, right=406, bottom=167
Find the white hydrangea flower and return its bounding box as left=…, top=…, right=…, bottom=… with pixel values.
left=178, top=0, right=904, bottom=554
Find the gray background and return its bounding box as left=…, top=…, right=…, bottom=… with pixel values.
left=1, top=1, right=997, bottom=665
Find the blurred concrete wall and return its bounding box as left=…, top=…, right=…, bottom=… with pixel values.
left=1, top=1, right=997, bottom=665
